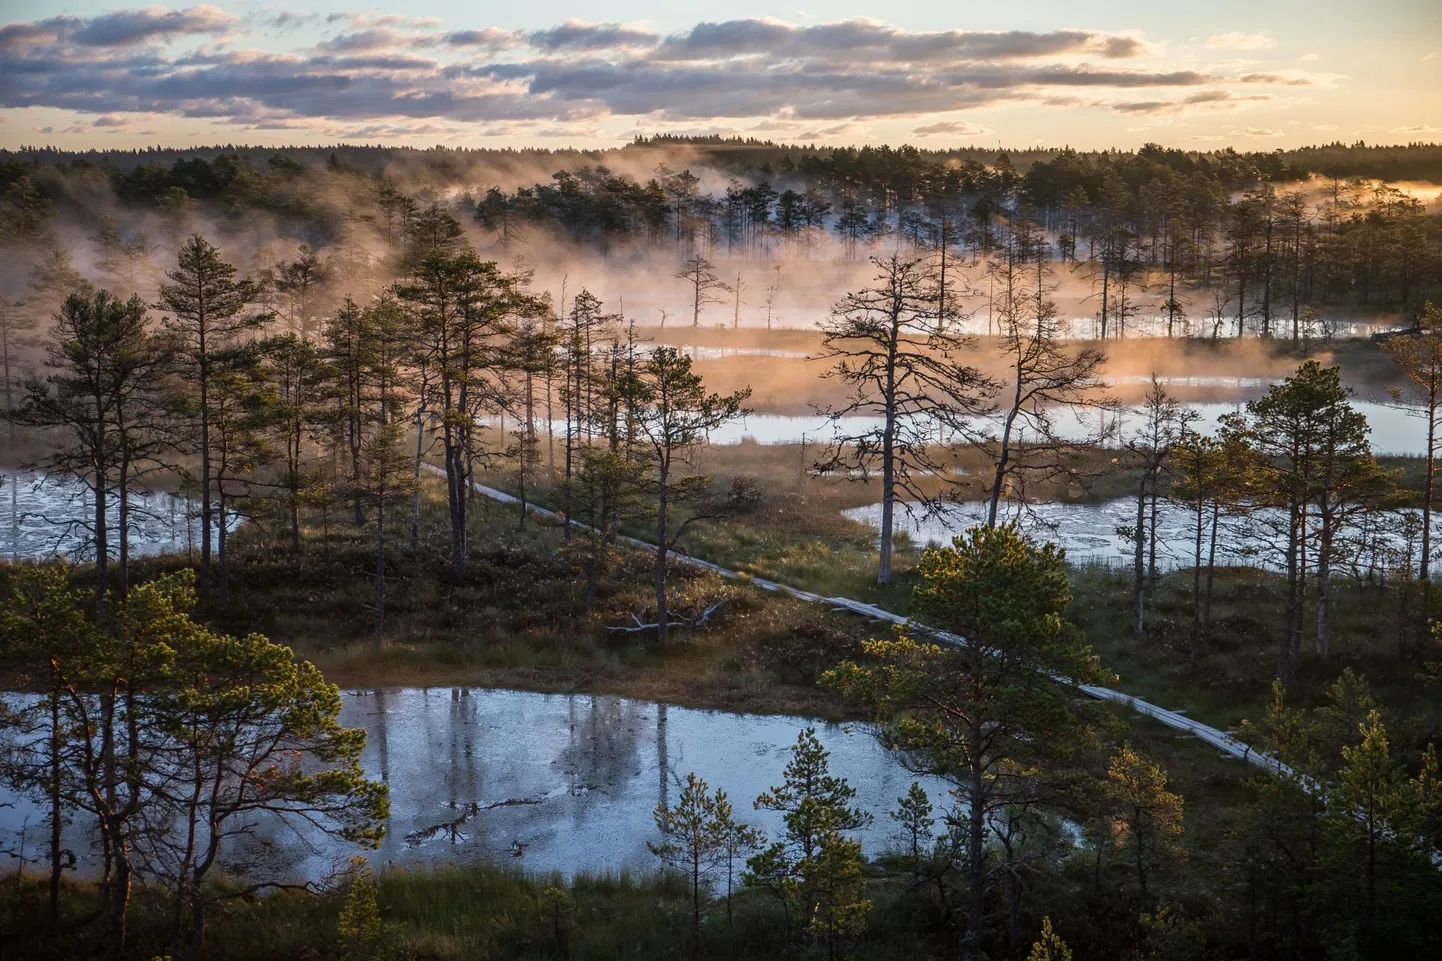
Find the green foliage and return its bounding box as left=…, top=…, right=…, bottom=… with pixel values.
left=337, top=857, right=398, bottom=961
left=1106, top=745, right=1184, bottom=904
left=889, top=782, right=935, bottom=881
left=746, top=728, right=871, bottom=948
left=1238, top=675, right=1442, bottom=959
left=824, top=523, right=1105, bottom=959
left=0, top=565, right=388, bottom=960
left=754, top=728, right=870, bottom=863
left=649, top=772, right=762, bottom=944
left=1027, top=917, right=1072, bottom=961
left=800, top=831, right=870, bottom=958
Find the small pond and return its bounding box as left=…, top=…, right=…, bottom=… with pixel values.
left=0, top=688, right=956, bottom=880
left=0, top=469, right=227, bottom=564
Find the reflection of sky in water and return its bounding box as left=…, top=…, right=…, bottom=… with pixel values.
left=0, top=688, right=961, bottom=881
left=844, top=498, right=1436, bottom=574
left=0, top=470, right=227, bottom=563
left=520, top=400, right=1426, bottom=454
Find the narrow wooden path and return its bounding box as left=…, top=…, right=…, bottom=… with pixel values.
left=425, top=464, right=1295, bottom=779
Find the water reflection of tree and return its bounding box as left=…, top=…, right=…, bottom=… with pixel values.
left=373, top=689, right=390, bottom=785
left=446, top=689, right=482, bottom=844
left=557, top=695, right=647, bottom=798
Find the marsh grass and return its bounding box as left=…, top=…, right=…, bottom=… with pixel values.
left=4, top=861, right=941, bottom=961
left=1069, top=565, right=1442, bottom=743
left=83, top=475, right=873, bottom=718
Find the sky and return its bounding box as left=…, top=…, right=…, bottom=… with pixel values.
left=0, top=1, right=1438, bottom=152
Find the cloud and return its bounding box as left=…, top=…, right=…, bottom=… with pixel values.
left=651, top=20, right=1149, bottom=63
left=1205, top=32, right=1276, bottom=51
left=73, top=5, right=237, bottom=46
left=1110, top=89, right=1272, bottom=115
left=90, top=114, right=131, bottom=127
left=317, top=29, right=403, bottom=53
left=535, top=125, right=601, bottom=138
left=796, top=123, right=857, bottom=138
left=1298, top=52, right=1320, bottom=62
left=912, top=119, right=988, bottom=136
left=1237, top=72, right=1313, bottom=86
left=265, top=12, right=320, bottom=31
left=527, top=19, right=658, bottom=51
left=1187, top=134, right=1226, bottom=141
left=1313, top=123, right=1338, bottom=131
left=0, top=21, right=68, bottom=49
left=1, top=5, right=236, bottom=52
left=442, top=28, right=521, bottom=50
left=1232, top=126, right=1284, bottom=137
left=1423, top=52, right=1435, bottom=62
left=333, top=121, right=458, bottom=138
left=247, top=118, right=313, bottom=130
left=1392, top=123, right=1442, bottom=135
left=0, top=13, right=1327, bottom=134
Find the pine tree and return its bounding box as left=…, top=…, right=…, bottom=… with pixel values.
left=12, top=291, right=171, bottom=604
left=621, top=346, right=749, bottom=642
left=825, top=524, right=1104, bottom=961
left=890, top=782, right=935, bottom=884
left=802, top=831, right=870, bottom=961
left=1107, top=744, right=1184, bottom=905
left=675, top=256, right=730, bottom=328
left=337, top=857, right=384, bottom=961
left=1239, top=361, right=1393, bottom=673
left=815, top=253, right=995, bottom=584
left=258, top=333, right=327, bottom=550
left=1027, top=917, right=1072, bottom=961
left=357, top=423, right=417, bottom=648
left=649, top=772, right=757, bottom=950
left=156, top=235, right=267, bottom=599
left=1382, top=302, right=1442, bottom=596
left=747, top=728, right=871, bottom=945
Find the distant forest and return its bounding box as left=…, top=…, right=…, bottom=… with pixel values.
left=2, top=137, right=1440, bottom=337
left=6, top=136, right=1442, bottom=183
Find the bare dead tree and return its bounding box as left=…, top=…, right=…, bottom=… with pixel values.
left=676, top=256, right=730, bottom=328
left=977, top=218, right=1115, bottom=526
left=815, top=254, right=996, bottom=585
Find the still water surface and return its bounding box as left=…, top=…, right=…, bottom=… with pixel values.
left=0, top=469, right=225, bottom=563
left=843, top=497, right=1434, bottom=573
left=0, top=687, right=951, bottom=880
left=707, top=400, right=1428, bottom=454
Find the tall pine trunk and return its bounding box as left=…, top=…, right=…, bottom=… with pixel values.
left=964, top=739, right=986, bottom=961
left=198, top=351, right=212, bottom=599
left=1133, top=471, right=1147, bottom=635
left=374, top=497, right=386, bottom=648
left=655, top=467, right=671, bottom=643
left=411, top=405, right=424, bottom=553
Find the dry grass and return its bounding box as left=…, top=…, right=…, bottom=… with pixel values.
left=110, top=476, right=875, bottom=718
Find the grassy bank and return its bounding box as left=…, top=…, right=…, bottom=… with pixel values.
left=100, top=477, right=873, bottom=720
left=3, top=864, right=828, bottom=961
